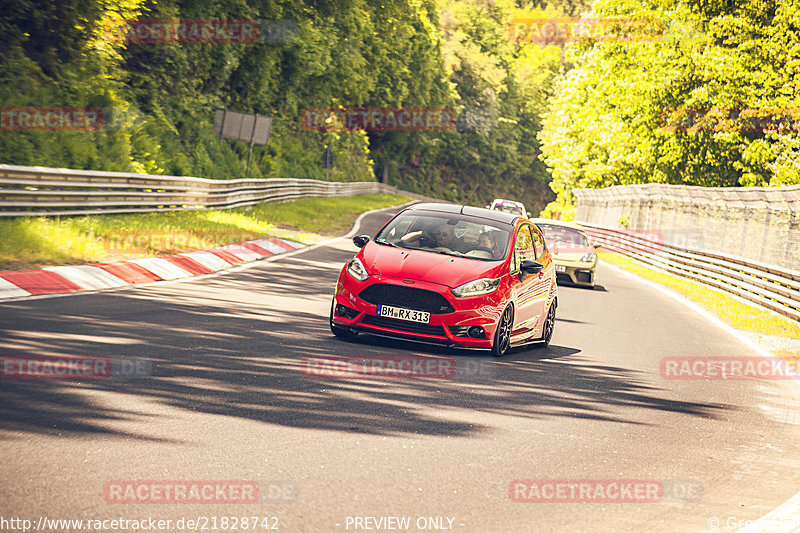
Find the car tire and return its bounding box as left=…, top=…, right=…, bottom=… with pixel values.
left=330, top=298, right=357, bottom=340
left=491, top=305, right=514, bottom=357
left=536, top=300, right=557, bottom=348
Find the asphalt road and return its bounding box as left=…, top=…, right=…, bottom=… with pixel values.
left=1, top=206, right=800, bottom=533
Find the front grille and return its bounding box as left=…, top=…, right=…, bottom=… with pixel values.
left=576, top=270, right=593, bottom=283
left=361, top=315, right=447, bottom=337
left=556, top=273, right=572, bottom=285
left=359, top=283, right=454, bottom=314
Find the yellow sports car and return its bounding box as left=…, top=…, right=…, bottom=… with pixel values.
left=531, top=218, right=599, bottom=288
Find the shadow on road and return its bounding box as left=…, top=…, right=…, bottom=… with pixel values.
left=0, top=241, right=730, bottom=441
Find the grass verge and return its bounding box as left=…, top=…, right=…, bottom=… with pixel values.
left=599, top=250, right=800, bottom=360
left=0, top=193, right=414, bottom=270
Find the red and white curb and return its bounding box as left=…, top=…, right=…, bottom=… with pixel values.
left=0, top=237, right=304, bottom=301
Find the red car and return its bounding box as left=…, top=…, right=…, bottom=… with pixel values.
left=330, top=203, right=558, bottom=356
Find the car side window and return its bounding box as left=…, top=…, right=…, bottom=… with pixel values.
left=532, top=226, right=546, bottom=259
left=511, top=225, right=535, bottom=273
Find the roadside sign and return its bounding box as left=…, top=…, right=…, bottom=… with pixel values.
left=213, top=109, right=272, bottom=176
left=322, top=147, right=334, bottom=169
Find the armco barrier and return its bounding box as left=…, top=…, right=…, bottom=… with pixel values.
left=0, top=164, right=430, bottom=216
left=580, top=223, right=800, bottom=322
left=573, top=183, right=800, bottom=270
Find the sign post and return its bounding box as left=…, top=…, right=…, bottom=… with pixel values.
left=322, top=147, right=334, bottom=179
left=214, top=109, right=272, bottom=177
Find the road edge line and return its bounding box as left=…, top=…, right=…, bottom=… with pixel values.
left=603, top=262, right=800, bottom=533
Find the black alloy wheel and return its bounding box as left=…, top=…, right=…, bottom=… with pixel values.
left=491, top=305, right=514, bottom=357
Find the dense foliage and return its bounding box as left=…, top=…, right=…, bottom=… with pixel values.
left=539, top=0, right=800, bottom=218
left=1, top=0, right=796, bottom=216
left=0, top=0, right=567, bottom=211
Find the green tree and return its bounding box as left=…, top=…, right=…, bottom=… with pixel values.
left=538, top=0, right=800, bottom=219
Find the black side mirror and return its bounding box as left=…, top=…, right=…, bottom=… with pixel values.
left=353, top=235, right=370, bottom=248
left=520, top=259, right=543, bottom=274
left=593, top=243, right=601, bottom=249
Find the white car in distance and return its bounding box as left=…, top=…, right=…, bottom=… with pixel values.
left=487, top=199, right=529, bottom=219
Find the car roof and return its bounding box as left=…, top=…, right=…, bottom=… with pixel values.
left=406, top=202, right=518, bottom=226
left=529, top=218, right=585, bottom=230
left=492, top=198, right=524, bottom=207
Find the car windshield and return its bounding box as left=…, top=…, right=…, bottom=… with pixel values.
left=538, top=224, right=589, bottom=247
left=494, top=204, right=524, bottom=216
left=375, top=211, right=511, bottom=260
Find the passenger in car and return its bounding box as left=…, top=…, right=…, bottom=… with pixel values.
left=478, top=231, right=500, bottom=258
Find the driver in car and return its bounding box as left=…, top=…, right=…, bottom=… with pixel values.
left=431, top=224, right=466, bottom=252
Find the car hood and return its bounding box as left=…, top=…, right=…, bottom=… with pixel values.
left=360, top=243, right=502, bottom=288
left=550, top=243, right=594, bottom=262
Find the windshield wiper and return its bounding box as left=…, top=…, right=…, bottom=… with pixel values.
left=423, top=248, right=461, bottom=257
left=375, top=238, right=410, bottom=249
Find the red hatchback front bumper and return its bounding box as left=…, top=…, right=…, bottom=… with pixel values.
left=332, top=269, right=506, bottom=349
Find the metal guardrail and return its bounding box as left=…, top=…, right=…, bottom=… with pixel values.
left=573, top=183, right=800, bottom=271
left=0, top=164, right=416, bottom=216
left=580, top=223, right=800, bottom=322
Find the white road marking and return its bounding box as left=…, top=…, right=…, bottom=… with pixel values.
left=213, top=244, right=263, bottom=262
left=129, top=258, right=192, bottom=280
left=0, top=277, right=31, bottom=299
left=180, top=251, right=231, bottom=272
left=44, top=265, right=128, bottom=290
left=603, top=262, right=800, bottom=533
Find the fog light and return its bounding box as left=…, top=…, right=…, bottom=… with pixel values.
left=450, top=326, right=470, bottom=337
left=468, top=326, right=485, bottom=338
left=336, top=304, right=358, bottom=319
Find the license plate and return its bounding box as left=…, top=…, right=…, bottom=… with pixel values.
left=377, top=305, right=430, bottom=324
left=555, top=264, right=566, bottom=273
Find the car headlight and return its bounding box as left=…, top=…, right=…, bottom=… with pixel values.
left=580, top=253, right=596, bottom=263
left=452, top=277, right=500, bottom=297
left=346, top=258, right=369, bottom=281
